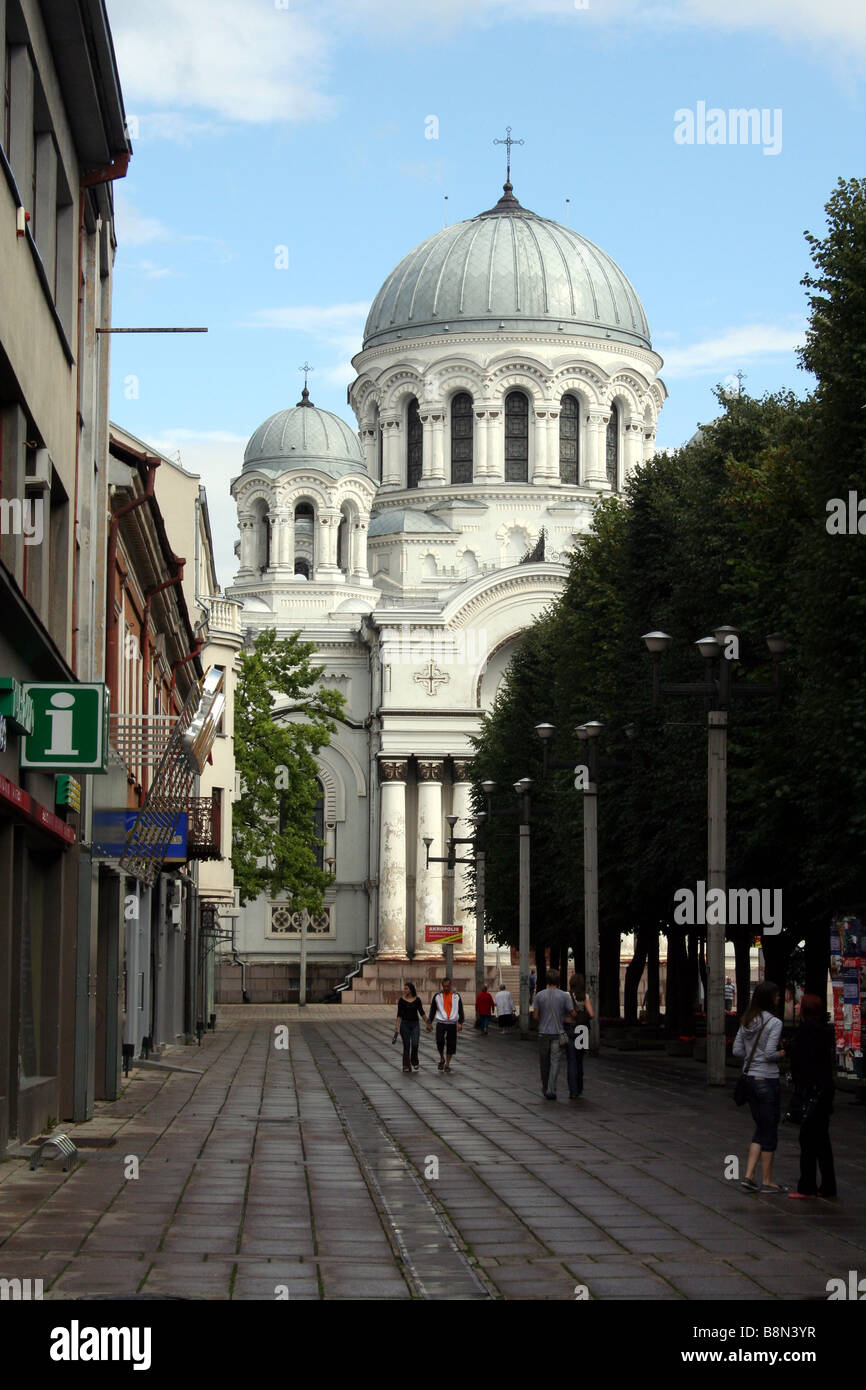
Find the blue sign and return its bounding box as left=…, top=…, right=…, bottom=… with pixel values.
left=93, top=810, right=187, bottom=860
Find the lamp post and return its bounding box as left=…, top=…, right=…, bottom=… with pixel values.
left=536, top=720, right=604, bottom=1055
left=423, top=811, right=488, bottom=988
left=642, top=626, right=787, bottom=1085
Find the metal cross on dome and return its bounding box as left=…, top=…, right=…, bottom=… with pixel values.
left=414, top=661, right=450, bottom=697
left=299, top=362, right=314, bottom=390
left=494, top=126, right=524, bottom=184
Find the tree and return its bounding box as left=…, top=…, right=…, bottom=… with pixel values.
left=232, top=628, right=344, bottom=910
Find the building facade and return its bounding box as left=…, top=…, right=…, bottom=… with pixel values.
left=223, top=180, right=667, bottom=1002
left=0, top=0, right=129, bottom=1146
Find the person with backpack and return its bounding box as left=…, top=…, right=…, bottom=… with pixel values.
left=533, top=968, right=577, bottom=1100
left=733, top=980, right=788, bottom=1193
left=565, top=972, right=594, bottom=1099
left=787, top=993, right=837, bottom=1200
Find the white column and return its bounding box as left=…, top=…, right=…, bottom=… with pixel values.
left=350, top=519, right=371, bottom=584
left=378, top=761, right=408, bottom=957
left=237, top=516, right=257, bottom=576
left=414, top=760, right=444, bottom=956
left=450, top=764, right=474, bottom=948
left=361, top=427, right=378, bottom=480
left=315, top=509, right=341, bottom=578
left=272, top=510, right=292, bottom=569
left=643, top=426, right=657, bottom=463
left=585, top=408, right=609, bottom=487
left=380, top=417, right=401, bottom=489
left=625, top=415, right=643, bottom=482
left=431, top=413, right=446, bottom=483
left=475, top=411, right=489, bottom=478
left=486, top=409, right=504, bottom=480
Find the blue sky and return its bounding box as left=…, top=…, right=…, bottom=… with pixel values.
left=103, top=0, right=866, bottom=586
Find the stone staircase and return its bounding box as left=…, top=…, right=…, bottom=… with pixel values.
left=339, top=957, right=500, bottom=1007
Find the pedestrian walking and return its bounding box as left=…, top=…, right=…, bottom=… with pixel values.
left=565, top=972, right=594, bottom=1100
left=528, top=969, right=537, bottom=1004
left=494, top=982, right=516, bottom=1029
left=733, top=980, right=788, bottom=1193
left=395, top=982, right=426, bottom=1074
left=533, top=968, right=576, bottom=1101
left=787, top=993, right=837, bottom=1200
left=724, top=978, right=735, bottom=1011
left=475, top=983, right=495, bottom=1033
left=427, top=977, right=464, bottom=1073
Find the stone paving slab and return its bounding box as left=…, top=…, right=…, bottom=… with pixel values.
left=1, top=1013, right=863, bottom=1301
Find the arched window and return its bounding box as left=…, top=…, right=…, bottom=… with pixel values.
left=559, top=394, right=579, bottom=485
left=294, top=502, right=315, bottom=576
left=505, top=391, right=529, bottom=482
left=407, top=398, right=422, bottom=489
left=451, top=392, right=473, bottom=483
left=606, top=402, right=619, bottom=486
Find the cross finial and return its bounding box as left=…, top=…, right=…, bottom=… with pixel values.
left=493, top=125, right=524, bottom=187
left=298, top=362, right=314, bottom=406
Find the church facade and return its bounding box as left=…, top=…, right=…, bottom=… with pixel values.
left=221, top=179, right=666, bottom=999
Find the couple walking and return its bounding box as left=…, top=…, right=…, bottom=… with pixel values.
left=535, top=969, right=594, bottom=1101
left=394, top=979, right=464, bottom=1074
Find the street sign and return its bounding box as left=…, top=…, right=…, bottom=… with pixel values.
left=20, top=683, right=108, bottom=772
left=425, top=925, right=463, bottom=945
left=92, top=810, right=187, bottom=860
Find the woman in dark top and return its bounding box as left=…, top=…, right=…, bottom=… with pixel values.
left=395, top=982, right=426, bottom=1073
left=787, top=993, right=837, bottom=1199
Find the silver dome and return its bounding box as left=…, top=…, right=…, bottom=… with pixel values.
left=243, top=391, right=365, bottom=476
left=363, top=185, right=651, bottom=351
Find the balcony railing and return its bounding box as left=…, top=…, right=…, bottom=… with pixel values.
left=207, top=596, right=242, bottom=635
left=186, top=791, right=222, bottom=860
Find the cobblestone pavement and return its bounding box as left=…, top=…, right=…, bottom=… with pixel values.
left=1, top=1007, right=863, bottom=1301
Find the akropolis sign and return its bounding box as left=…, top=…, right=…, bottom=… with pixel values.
left=20, top=683, right=109, bottom=772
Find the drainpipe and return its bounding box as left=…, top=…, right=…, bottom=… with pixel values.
left=106, top=461, right=160, bottom=707
left=231, top=914, right=250, bottom=1003
left=169, top=641, right=203, bottom=707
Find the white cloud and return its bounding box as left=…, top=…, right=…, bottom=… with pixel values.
left=106, top=0, right=865, bottom=139
left=115, top=195, right=171, bottom=246
left=106, top=0, right=335, bottom=126
left=660, top=320, right=806, bottom=377
left=243, top=302, right=370, bottom=384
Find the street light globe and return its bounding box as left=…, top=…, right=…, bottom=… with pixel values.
left=712, top=624, right=739, bottom=647
left=534, top=722, right=555, bottom=741
left=422, top=837, right=433, bottom=849
left=513, top=777, right=532, bottom=795
left=481, top=779, right=497, bottom=795
left=696, top=636, right=722, bottom=661
left=766, top=632, right=788, bottom=657
left=583, top=720, right=604, bottom=739
left=576, top=724, right=588, bottom=741
left=642, top=630, right=673, bottom=654
left=445, top=813, right=459, bottom=828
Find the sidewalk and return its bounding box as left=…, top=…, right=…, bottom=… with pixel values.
left=0, top=1008, right=862, bottom=1300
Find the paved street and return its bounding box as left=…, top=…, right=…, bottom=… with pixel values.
left=1, top=1007, right=863, bottom=1301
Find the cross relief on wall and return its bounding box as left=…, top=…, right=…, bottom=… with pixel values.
left=414, top=661, right=450, bottom=697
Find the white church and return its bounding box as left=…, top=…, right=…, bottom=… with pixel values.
left=221, top=172, right=667, bottom=1003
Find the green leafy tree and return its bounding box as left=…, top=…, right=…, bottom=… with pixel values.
left=232, top=628, right=344, bottom=910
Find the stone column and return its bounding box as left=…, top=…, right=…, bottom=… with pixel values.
left=271, top=509, right=292, bottom=569
left=414, top=761, right=444, bottom=956
left=420, top=412, right=434, bottom=486
left=475, top=411, right=489, bottom=478
left=350, top=519, right=371, bottom=584
left=431, top=413, right=446, bottom=483
left=585, top=408, right=609, bottom=487
left=361, top=427, right=378, bottom=481
left=237, top=515, right=257, bottom=576
left=380, top=416, right=402, bottom=490
left=624, top=415, right=643, bottom=482
left=486, top=409, right=504, bottom=480
left=315, top=509, right=341, bottom=579
left=643, top=426, right=657, bottom=463
left=378, top=760, right=408, bottom=957
left=451, top=763, right=475, bottom=949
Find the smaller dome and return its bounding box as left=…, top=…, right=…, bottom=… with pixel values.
left=244, top=391, right=365, bottom=477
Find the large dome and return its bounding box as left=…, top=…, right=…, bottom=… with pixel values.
left=363, top=184, right=651, bottom=352
left=243, top=390, right=365, bottom=476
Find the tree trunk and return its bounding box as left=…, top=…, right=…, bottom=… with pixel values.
left=645, top=927, right=660, bottom=1024
left=600, top=926, right=621, bottom=1019
left=624, top=924, right=650, bottom=1025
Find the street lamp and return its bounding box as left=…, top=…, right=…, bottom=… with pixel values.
left=514, top=777, right=532, bottom=1035
left=642, top=625, right=787, bottom=1085
left=424, top=808, right=487, bottom=986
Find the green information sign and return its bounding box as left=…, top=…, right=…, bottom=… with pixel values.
left=20, top=683, right=109, bottom=772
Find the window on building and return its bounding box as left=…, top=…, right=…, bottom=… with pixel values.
left=505, top=391, right=529, bottom=482
left=606, top=402, right=619, bottom=486
left=559, top=394, right=579, bottom=485
left=294, top=502, right=314, bottom=576
left=450, top=392, right=473, bottom=483
left=407, top=398, right=422, bottom=489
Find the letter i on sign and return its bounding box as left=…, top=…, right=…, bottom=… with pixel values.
left=46, top=692, right=78, bottom=756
